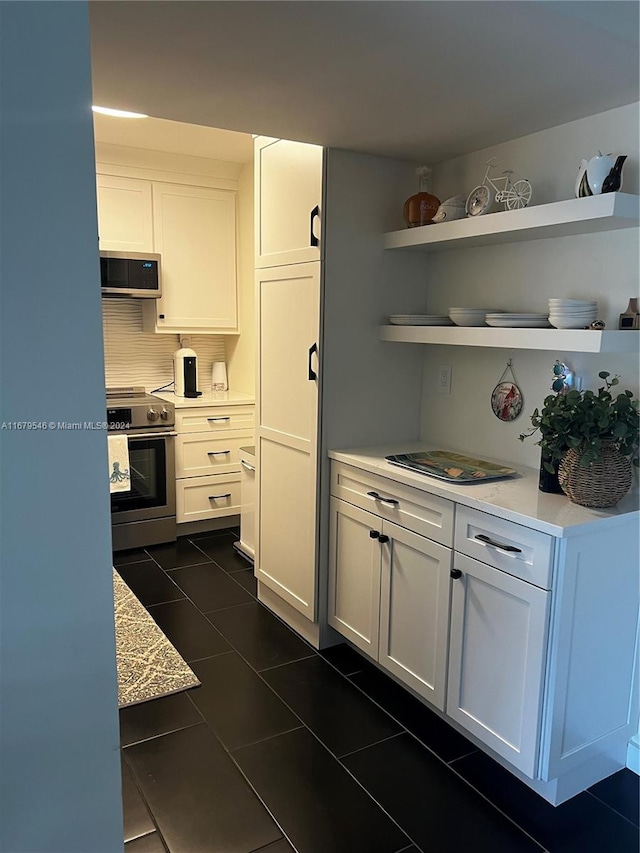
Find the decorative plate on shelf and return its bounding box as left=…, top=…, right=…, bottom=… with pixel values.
left=385, top=451, right=517, bottom=483
left=388, top=315, right=454, bottom=326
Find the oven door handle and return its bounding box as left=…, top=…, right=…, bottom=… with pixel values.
left=126, top=431, right=178, bottom=439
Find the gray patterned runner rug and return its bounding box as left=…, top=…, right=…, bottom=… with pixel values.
left=113, top=569, right=200, bottom=708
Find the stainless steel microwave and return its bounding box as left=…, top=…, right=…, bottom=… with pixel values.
left=100, top=251, right=162, bottom=298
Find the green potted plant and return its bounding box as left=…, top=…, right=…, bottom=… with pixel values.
left=519, top=371, right=639, bottom=507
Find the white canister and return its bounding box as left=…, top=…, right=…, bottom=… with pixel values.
left=211, top=361, right=228, bottom=391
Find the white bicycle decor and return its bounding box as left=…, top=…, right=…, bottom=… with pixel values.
left=465, top=158, right=532, bottom=217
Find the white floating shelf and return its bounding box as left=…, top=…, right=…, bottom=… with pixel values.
left=380, top=325, right=640, bottom=353
left=383, top=193, right=639, bottom=252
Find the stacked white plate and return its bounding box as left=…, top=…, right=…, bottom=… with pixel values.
left=548, top=299, right=598, bottom=329
left=389, top=315, right=454, bottom=326
left=485, top=313, right=551, bottom=328
left=449, top=308, right=498, bottom=327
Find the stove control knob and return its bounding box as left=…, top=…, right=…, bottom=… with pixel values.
left=160, top=408, right=170, bottom=421
left=147, top=408, right=160, bottom=422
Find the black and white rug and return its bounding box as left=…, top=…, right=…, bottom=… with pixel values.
left=113, top=569, right=200, bottom=708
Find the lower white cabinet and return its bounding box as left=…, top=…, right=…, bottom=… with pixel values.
left=328, top=457, right=640, bottom=804
left=447, top=551, right=550, bottom=777
left=329, top=497, right=452, bottom=708
left=174, top=404, right=254, bottom=524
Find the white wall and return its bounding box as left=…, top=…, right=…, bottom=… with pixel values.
left=420, top=103, right=640, bottom=470
left=226, top=161, right=256, bottom=394
left=0, top=4, right=123, bottom=850
left=103, top=300, right=226, bottom=392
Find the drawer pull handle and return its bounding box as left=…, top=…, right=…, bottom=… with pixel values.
left=378, top=534, right=390, bottom=544
left=367, top=490, right=399, bottom=507
left=208, top=450, right=230, bottom=456
left=369, top=530, right=380, bottom=539
left=241, top=460, right=256, bottom=472
left=474, top=534, right=522, bottom=554
left=450, top=569, right=463, bottom=580
left=209, top=493, right=232, bottom=500
left=207, top=417, right=231, bottom=422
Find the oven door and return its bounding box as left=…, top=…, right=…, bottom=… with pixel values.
left=110, top=431, right=176, bottom=524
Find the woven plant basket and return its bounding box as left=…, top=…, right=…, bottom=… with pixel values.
left=558, top=441, right=633, bottom=508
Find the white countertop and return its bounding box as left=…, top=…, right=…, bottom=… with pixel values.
left=329, top=442, right=639, bottom=538
left=152, top=390, right=255, bottom=409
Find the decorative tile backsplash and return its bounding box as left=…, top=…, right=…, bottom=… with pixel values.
left=102, top=300, right=226, bottom=392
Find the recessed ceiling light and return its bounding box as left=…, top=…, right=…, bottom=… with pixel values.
left=92, top=106, right=148, bottom=119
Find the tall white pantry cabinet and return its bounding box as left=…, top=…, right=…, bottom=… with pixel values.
left=253, top=138, right=428, bottom=644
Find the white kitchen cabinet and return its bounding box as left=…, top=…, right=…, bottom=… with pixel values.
left=96, top=170, right=238, bottom=335
left=328, top=448, right=640, bottom=804
left=96, top=174, right=154, bottom=253
left=174, top=403, right=254, bottom=525
left=143, top=182, right=238, bottom=334
left=253, top=142, right=435, bottom=646
left=238, top=446, right=256, bottom=561
left=255, top=261, right=320, bottom=620
left=254, top=137, right=323, bottom=267
left=447, top=551, right=550, bottom=777
left=379, top=519, right=452, bottom=708
left=328, top=498, right=382, bottom=659
left=328, top=491, right=453, bottom=708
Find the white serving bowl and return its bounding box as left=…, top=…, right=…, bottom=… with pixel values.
left=449, top=314, right=489, bottom=326
left=549, top=318, right=596, bottom=329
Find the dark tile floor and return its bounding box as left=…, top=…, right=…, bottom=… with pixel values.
left=116, top=530, right=640, bottom=853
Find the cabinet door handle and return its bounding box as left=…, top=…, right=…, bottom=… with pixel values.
left=308, top=342, right=318, bottom=381
left=241, top=459, right=256, bottom=472
left=369, top=530, right=380, bottom=539
left=378, top=534, right=390, bottom=544
left=208, top=493, right=231, bottom=500
left=207, top=417, right=230, bottom=422
left=366, top=490, right=399, bottom=507
left=310, top=204, right=320, bottom=247
left=207, top=450, right=230, bottom=456
left=450, top=569, right=463, bottom=579
left=474, top=533, right=522, bottom=554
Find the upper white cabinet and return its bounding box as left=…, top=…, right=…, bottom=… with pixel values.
left=96, top=175, right=154, bottom=253
left=254, top=137, right=323, bottom=267
left=144, top=182, right=238, bottom=334
left=96, top=172, right=238, bottom=335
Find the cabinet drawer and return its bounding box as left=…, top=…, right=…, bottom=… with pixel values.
left=331, top=462, right=454, bottom=546
left=455, top=506, right=554, bottom=590
left=176, top=406, right=255, bottom=434
left=176, top=429, right=253, bottom=478
left=176, top=473, right=241, bottom=523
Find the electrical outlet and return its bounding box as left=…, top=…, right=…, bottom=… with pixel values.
left=436, top=364, right=452, bottom=394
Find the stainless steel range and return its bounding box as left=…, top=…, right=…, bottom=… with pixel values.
left=107, top=386, right=177, bottom=551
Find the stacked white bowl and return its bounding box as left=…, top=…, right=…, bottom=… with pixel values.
left=548, top=299, right=598, bottom=329
left=449, top=307, right=498, bottom=327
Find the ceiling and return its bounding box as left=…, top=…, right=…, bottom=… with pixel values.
left=89, top=1, right=640, bottom=165
left=93, top=112, right=254, bottom=162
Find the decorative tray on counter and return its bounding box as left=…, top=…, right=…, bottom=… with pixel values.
left=385, top=451, right=518, bottom=483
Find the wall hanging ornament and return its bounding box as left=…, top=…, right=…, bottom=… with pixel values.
left=491, top=359, right=523, bottom=422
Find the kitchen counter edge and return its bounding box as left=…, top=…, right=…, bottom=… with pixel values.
left=152, top=390, right=255, bottom=409
left=328, top=444, right=639, bottom=538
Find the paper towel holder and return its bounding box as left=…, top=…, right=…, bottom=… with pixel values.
left=211, top=361, right=228, bottom=391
